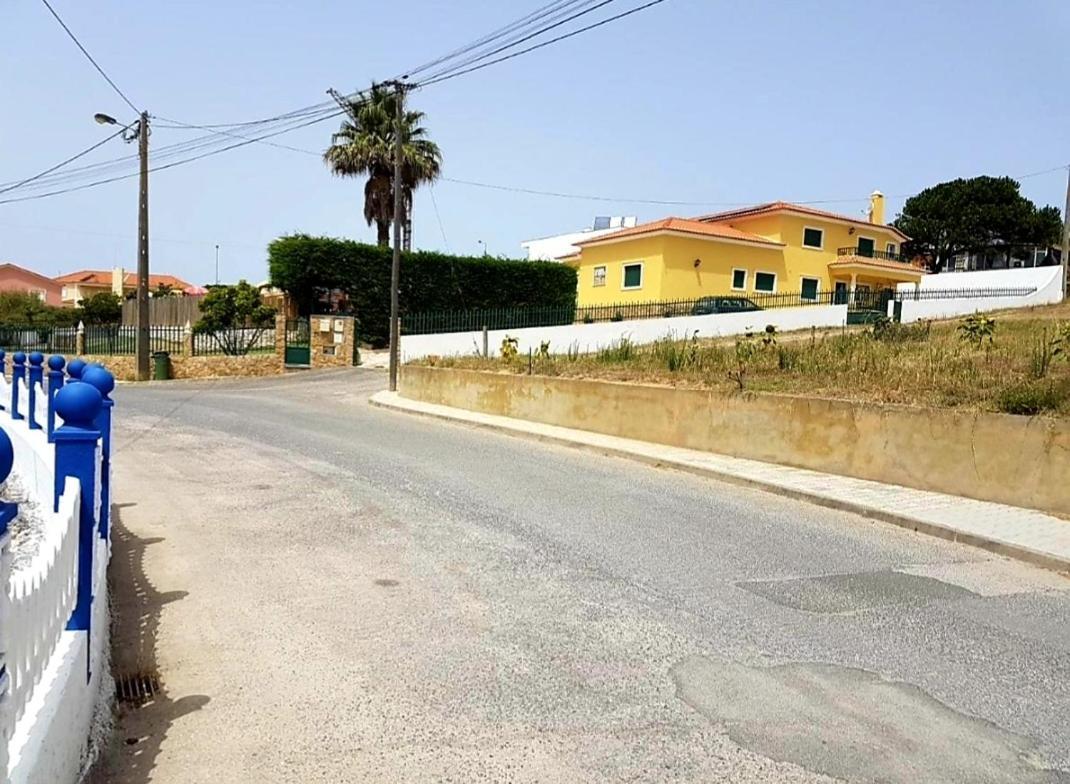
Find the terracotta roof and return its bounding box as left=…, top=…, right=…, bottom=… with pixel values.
left=695, top=201, right=911, bottom=241
left=54, top=269, right=193, bottom=289
left=572, top=217, right=784, bottom=249
left=0, top=262, right=61, bottom=286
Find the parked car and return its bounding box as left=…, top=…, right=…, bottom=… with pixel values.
left=690, top=296, right=762, bottom=315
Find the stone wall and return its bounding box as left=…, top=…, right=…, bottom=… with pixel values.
left=400, top=366, right=1070, bottom=518
left=80, top=353, right=282, bottom=382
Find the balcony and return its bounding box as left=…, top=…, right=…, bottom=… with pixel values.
left=837, top=246, right=908, bottom=263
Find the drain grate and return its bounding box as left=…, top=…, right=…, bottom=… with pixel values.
left=115, top=672, right=161, bottom=706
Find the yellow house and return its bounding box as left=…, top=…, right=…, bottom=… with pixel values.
left=564, top=192, right=923, bottom=308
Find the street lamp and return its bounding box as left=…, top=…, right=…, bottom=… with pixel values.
left=477, top=240, right=487, bottom=257
left=96, top=109, right=151, bottom=380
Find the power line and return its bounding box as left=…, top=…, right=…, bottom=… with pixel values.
left=428, top=184, right=451, bottom=250
left=153, top=115, right=327, bottom=157
left=39, top=0, right=140, bottom=116
left=0, top=127, right=126, bottom=195
left=412, top=0, right=613, bottom=83
left=417, top=0, right=667, bottom=88
left=403, top=0, right=593, bottom=79
left=0, top=110, right=344, bottom=205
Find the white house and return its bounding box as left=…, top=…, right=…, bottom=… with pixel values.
left=520, top=216, right=638, bottom=261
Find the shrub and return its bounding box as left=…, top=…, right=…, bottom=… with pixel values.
left=995, top=380, right=1067, bottom=416
left=268, top=235, right=577, bottom=346
left=958, top=314, right=996, bottom=346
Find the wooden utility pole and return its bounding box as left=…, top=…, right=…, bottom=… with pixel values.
left=136, top=111, right=151, bottom=381
left=388, top=83, right=405, bottom=392
left=1062, top=164, right=1070, bottom=298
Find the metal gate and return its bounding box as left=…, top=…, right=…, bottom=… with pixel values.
left=284, top=319, right=310, bottom=366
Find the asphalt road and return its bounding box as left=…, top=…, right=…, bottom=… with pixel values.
left=96, top=368, right=1070, bottom=783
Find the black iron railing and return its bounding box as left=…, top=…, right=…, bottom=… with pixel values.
left=837, top=247, right=909, bottom=262
left=402, top=292, right=840, bottom=335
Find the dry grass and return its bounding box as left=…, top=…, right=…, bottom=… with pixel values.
left=420, top=303, right=1070, bottom=416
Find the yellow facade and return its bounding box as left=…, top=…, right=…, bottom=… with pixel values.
left=569, top=199, right=923, bottom=307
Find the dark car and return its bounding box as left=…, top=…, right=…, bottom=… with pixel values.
left=690, top=296, right=762, bottom=315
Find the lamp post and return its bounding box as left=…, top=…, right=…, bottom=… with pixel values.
left=477, top=240, right=487, bottom=257
left=215, top=244, right=220, bottom=285
left=95, top=111, right=151, bottom=381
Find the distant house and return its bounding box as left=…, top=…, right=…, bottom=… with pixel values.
left=54, top=267, right=193, bottom=306
left=946, top=245, right=1062, bottom=273
left=0, top=262, right=64, bottom=306
left=521, top=216, right=639, bottom=261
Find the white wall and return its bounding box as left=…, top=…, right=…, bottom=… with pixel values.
left=401, top=304, right=848, bottom=360
left=896, top=266, right=1064, bottom=323
left=520, top=222, right=635, bottom=261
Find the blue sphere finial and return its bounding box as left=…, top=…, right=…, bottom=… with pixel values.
left=67, top=358, right=87, bottom=379
left=54, top=382, right=103, bottom=428
left=13, top=352, right=26, bottom=365
left=81, top=366, right=116, bottom=399
left=28, top=351, right=44, bottom=367
left=48, top=355, right=66, bottom=372
left=0, top=427, right=13, bottom=484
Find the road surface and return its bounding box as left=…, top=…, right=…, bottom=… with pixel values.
left=94, top=369, right=1070, bottom=783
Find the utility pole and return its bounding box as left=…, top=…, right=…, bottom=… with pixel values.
left=1062, top=165, right=1070, bottom=298
left=388, top=82, right=406, bottom=392
left=136, top=111, right=151, bottom=381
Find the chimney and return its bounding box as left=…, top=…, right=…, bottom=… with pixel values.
left=111, top=266, right=125, bottom=295
left=868, top=190, right=885, bottom=225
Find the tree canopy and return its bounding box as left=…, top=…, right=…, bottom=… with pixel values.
left=893, top=176, right=1063, bottom=272
left=79, top=292, right=122, bottom=324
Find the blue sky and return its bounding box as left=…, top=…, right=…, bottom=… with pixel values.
left=1, top=0, right=1068, bottom=285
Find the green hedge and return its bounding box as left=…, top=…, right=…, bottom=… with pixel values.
left=268, top=234, right=577, bottom=346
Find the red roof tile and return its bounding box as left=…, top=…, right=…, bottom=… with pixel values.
left=54, top=269, right=193, bottom=289
left=573, top=217, right=784, bottom=249
left=696, top=201, right=911, bottom=241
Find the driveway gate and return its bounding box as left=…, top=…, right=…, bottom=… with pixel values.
left=284, top=319, right=310, bottom=366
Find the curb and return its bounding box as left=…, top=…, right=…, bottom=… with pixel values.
left=369, top=391, right=1070, bottom=575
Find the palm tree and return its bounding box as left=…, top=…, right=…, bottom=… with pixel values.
left=324, top=85, right=442, bottom=249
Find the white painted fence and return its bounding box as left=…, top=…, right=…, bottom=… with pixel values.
left=6, top=480, right=80, bottom=725
left=895, top=267, right=1064, bottom=323
left=401, top=304, right=849, bottom=360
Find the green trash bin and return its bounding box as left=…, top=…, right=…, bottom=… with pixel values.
left=152, top=351, right=171, bottom=380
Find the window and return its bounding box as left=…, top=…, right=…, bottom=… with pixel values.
left=800, top=277, right=820, bottom=301
left=802, top=227, right=824, bottom=249
left=593, top=266, right=607, bottom=287
left=886, top=242, right=897, bottom=257
left=857, top=237, right=875, bottom=257
left=755, top=271, right=777, bottom=293
left=622, top=262, right=643, bottom=290
left=731, top=268, right=747, bottom=291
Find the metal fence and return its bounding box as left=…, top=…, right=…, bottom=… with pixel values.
left=0, top=324, right=278, bottom=356
left=402, top=291, right=841, bottom=335
left=192, top=327, right=275, bottom=356
left=891, top=287, right=1037, bottom=301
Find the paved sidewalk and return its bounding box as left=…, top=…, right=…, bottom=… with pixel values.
left=371, top=391, right=1070, bottom=573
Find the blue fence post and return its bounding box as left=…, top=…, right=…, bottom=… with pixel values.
left=82, top=366, right=115, bottom=541
left=67, top=357, right=87, bottom=381
left=0, top=349, right=6, bottom=412
left=11, top=352, right=26, bottom=420
left=55, top=382, right=103, bottom=684
left=0, top=426, right=17, bottom=533
left=47, top=355, right=66, bottom=441
left=27, top=351, right=44, bottom=430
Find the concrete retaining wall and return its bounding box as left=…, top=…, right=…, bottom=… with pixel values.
left=400, top=305, right=848, bottom=361
left=400, top=366, right=1070, bottom=518
left=79, top=352, right=282, bottom=382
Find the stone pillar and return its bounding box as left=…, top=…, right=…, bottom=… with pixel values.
left=275, top=314, right=287, bottom=363
left=309, top=315, right=357, bottom=368
left=76, top=320, right=85, bottom=356
left=184, top=320, right=195, bottom=356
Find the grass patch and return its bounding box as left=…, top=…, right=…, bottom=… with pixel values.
left=419, top=304, right=1070, bottom=417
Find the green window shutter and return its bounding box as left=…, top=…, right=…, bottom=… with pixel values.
left=803, top=228, right=823, bottom=248
left=732, top=269, right=746, bottom=289
left=801, top=278, right=819, bottom=300
left=623, top=264, right=643, bottom=288
left=755, top=272, right=776, bottom=292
